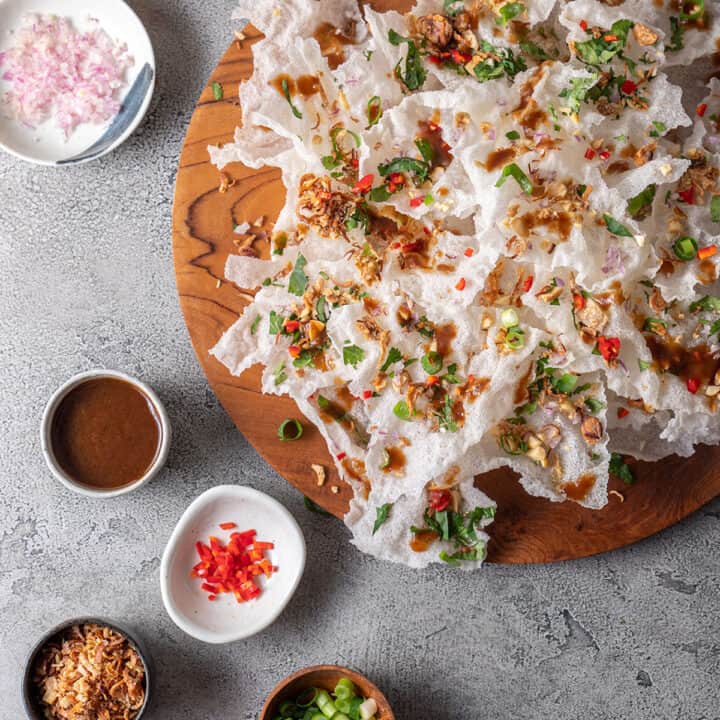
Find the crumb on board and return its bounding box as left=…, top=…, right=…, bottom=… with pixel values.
left=609, top=489, right=625, bottom=503
left=330, top=485, right=340, bottom=494
left=311, top=463, right=326, bottom=486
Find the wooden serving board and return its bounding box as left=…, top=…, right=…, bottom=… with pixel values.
left=171, top=11, right=720, bottom=563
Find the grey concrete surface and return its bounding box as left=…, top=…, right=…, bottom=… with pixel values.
left=1, top=1, right=719, bottom=718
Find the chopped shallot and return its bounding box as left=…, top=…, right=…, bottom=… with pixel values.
left=0, top=14, right=134, bottom=139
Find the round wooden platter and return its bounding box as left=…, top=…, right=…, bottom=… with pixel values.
left=171, top=13, right=720, bottom=564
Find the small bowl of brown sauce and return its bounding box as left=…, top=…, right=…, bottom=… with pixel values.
left=41, top=370, right=170, bottom=497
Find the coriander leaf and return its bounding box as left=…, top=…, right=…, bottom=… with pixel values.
left=609, top=452, right=635, bottom=485
left=519, top=40, right=552, bottom=61
left=711, top=195, right=720, bottom=223
left=603, top=213, right=633, bottom=237
left=288, top=254, right=308, bottom=296
left=378, top=156, right=430, bottom=183
left=498, top=2, right=525, bottom=25
left=505, top=130, right=521, bottom=140
left=343, top=344, right=365, bottom=368
left=269, top=310, right=284, bottom=335
left=434, top=509, right=451, bottom=540
left=584, top=397, right=605, bottom=414
left=668, top=16, right=684, bottom=52
left=627, top=184, right=656, bottom=220
left=293, top=349, right=315, bottom=368
left=440, top=544, right=486, bottom=566
left=388, top=30, right=427, bottom=91
left=559, top=73, right=599, bottom=115
left=551, top=372, right=578, bottom=395
left=415, top=137, right=434, bottom=164
left=380, top=347, right=403, bottom=373
left=435, top=394, right=459, bottom=432
left=495, top=163, right=533, bottom=194
left=212, top=81, right=224, bottom=100
left=638, top=359, right=651, bottom=371
left=575, top=19, right=634, bottom=66
left=368, top=185, right=393, bottom=202
left=372, top=503, right=393, bottom=534
left=689, top=295, right=720, bottom=313
left=250, top=315, right=261, bottom=335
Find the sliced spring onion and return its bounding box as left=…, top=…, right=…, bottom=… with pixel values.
left=359, top=698, right=378, bottom=720
left=296, top=688, right=319, bottom=708
left=277, top=418, right=303, bottom=441
left=672, top=236, right=698, bottom=261
left=505, top=327, right=525, bottom=350
left=421, top=351, right=443, bottom=374
left=316, top=690, right=337, bottom=719
left=500, top=308, right=519, bottom=328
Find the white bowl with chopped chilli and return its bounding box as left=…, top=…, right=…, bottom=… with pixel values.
left=160, top=485, right=306, bottom=644
left=21, top=618, right=152, bottom=720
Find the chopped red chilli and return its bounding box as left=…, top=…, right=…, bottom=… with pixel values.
left=192, top=528, right=277, bottom=603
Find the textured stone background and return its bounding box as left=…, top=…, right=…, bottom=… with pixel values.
left=1, top=1, right=719, bottom=718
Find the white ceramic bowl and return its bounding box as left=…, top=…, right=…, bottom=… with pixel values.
left=160, top=486, right=306, bottom=644
left=40, top=369, right=171, bottom=498
left=0, top=0, right=155, bottom=165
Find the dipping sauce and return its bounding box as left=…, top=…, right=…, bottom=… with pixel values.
left=50, top=377, right=162, bottom=490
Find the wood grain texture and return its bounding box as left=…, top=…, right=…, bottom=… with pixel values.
left=171, top=17, right=720, bottom=564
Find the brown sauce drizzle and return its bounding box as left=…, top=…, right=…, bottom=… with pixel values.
left=382, top=445, right=407, bottom=475
left=514, top=363, right=534, bottom=404
left=484, top=146, right=517, bottom=172
left=563, top=474, right=595, bottom=502
left=313, top=21, right=357, bottom=70
left=606, top=161, right=630, bottom=175
left=659, top=259, right=676, bottom=276
left=50, top=378, right=161, bottom=490
left=698, top=259, right=718, bottom=285
left=435, top=323, right=457, bottom=356
left=410, top=529, right=439, bottom=553
left=513, top=209, right=572, bottom=242
left=271, top=73, right=321, bottom=98
left=416, top=120, right=454, bottom=168
left=645, top=336, right=720, bottom=386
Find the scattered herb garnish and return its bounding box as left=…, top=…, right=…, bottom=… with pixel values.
left=373, top=503, right=393, bottom=534
left=378, top=156, right=430, bottom=184
left=288, top=254, right=308, bottom=296
left=495, top=162, right=533, bottom=194
left=278, top=418, right=303, bottom=441
left=421, top=351, right=443, bottom=374
left=388, top=30, right=427, bottom=91
left=367, top=95, right=383, bottom=127
left=212, top=81, right=224, bottom=100
left=281, top=77, right=303, bottom=119
left=269, top=310, right=285, bottom=335
left=609, top=453, right=635, bottom=485
left=603, top=214, right=633, bottom=238
left=497, top=2, right=525, bottom=25
left=343, top=344, right=365, bottom=368
left=393, top=400, right=412, bottom=421
left=575, top=19, right=633, bottom=66
left=250, top=315, right=261, bottom=335
left=380, top=347, right=403, bottom=373
left=627, top=184, right=656, bottom=219
left=710, top=196, right=720, bottom=223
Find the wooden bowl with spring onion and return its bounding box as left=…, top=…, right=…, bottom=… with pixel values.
left=259, top=665, right=395, bottom=720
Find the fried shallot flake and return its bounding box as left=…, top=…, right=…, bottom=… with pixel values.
left=32, top=623, right=145, bottom=720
